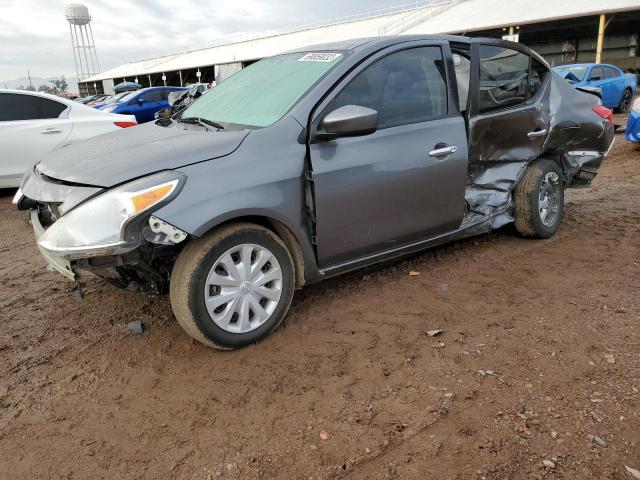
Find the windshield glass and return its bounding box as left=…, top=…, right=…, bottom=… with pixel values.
left=118, top=91, right=141, bottom=103
left=181, top=52, right=345, bottom=128
left=553, top=65, right=588, bottom=82
left=105, top=92, right=128, bottom=104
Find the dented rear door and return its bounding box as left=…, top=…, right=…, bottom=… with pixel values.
left=468, top=40, right=551, bottom=163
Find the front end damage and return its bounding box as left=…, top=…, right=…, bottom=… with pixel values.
left=16, top=167, right=189, bottom=294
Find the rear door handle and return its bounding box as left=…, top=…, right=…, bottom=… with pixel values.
left=41, top=128, right=63, bottom=134
left=527, top=129, right=547, bottom=138
left=429, top=145, right=458, bottom=158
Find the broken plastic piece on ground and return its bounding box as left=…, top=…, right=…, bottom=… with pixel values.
left=128, top=321, right=144, bottom=335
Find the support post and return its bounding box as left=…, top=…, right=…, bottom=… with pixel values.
left=595, top=14, right=606, bottom=63
left=148, top=74, right=152, bottom=87
left=179, top=70, right=183, bottom=86
left=509, top=26, right=514, bottom=36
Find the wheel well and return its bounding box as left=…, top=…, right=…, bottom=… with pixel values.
left=200, top=215, right=306, bottom=289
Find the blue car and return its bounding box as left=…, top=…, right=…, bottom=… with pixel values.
left=98, top=86, right=188, bottom=123
left=625, top=97, right=640, bottom=146
left=553, top=63, right=637, bottom=112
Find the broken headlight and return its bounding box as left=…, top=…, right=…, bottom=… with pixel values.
left=37, top=171, right=185, bottom=259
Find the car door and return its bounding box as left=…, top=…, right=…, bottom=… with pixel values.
left=586, top=66, right=615, bottom=106
left=603, top=66, right=623, bottom=107
left=0, top=92, right=72, bottom=185
left=467, top=41, right=550, bottom=163
left=308, top=42, right=468, bottom=268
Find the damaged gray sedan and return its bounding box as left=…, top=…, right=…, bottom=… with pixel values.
left=15, top=36, right=614, bottom=349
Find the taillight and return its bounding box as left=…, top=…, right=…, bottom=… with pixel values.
left=592, top=105, right=614, bottom=128
left=114, top=121, right=137, bottom=128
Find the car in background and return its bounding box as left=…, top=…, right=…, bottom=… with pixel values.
left=553, top=63, right=637, bottom=112
left=154, top=83, right=211, bottom=120
left=89, top=91, right=129, bottom=109
left=98, top=86, right=188, bottom=123
left=76, top=94, right=108, bottom=105
left=625, top=97, right=640, bottom=147
left=0, top=89, right=137, bottom=188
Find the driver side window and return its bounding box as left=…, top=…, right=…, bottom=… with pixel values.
left=331, top=46, right=448, bottom=129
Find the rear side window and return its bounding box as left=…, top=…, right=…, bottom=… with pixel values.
left=604, top=66, right=620, bottom=79
left=332, top=46, right=448, bottom=129
left=589, top=66, right=605, bottom=81
left=478, top=45, right=529, bottom=113
left=528, top=58, right=549, bottom=99
left=0, top=93, right=67, bottom=121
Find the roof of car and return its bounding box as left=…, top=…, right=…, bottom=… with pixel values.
left=0, top=88, right=76, bottom=104
left=285, top=34, right=471, bottom=54
left=553, top=63, right=618, bottom=69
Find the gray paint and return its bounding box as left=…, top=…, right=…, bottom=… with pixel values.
left=19, top=35, right=615, bottom=289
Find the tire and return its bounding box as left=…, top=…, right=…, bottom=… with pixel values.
left=513, top=159, right=564, bottom=239
left=616, top=89, right=633, bottom=114
left=170, top=222, right=295, bottom=349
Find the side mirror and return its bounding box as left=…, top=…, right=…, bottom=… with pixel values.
left=316, top=105, right=378, bottom=141
left=137, top=98, right=146, bottom=105
left=590, top=76, right=601, bottom=81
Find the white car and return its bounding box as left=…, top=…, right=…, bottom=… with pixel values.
left=0, top=89, right=137, bottom=188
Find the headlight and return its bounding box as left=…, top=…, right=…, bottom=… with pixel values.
left=632, top=97, right=640, bottom=114
left=38, top=171, right=185, bottom=259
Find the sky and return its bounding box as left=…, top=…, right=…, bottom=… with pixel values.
left=0, top=0, right=403, bottom=82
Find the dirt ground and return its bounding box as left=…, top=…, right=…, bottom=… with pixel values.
left=1, top=124, right=638, bottom=480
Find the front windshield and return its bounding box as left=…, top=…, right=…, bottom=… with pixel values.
left=553, top=65, right=588, bottom=82
left=105, top=92, right=128, bottom=104
left=181, top=51, right=345, bottom=128
left=118, top=91, right=140, bottom=103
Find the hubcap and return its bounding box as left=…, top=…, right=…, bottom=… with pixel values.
left=204, top=244, right=283, bottom=334
left=538, top=172, right=560, bottom=228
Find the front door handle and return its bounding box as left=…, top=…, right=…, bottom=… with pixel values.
left=429, top=145, right=458, bottom=158
left=41, top=128, right=63, bottom=134
left=527, top=128, right=547, bottom=139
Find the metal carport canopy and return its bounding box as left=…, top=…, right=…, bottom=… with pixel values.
left=83, top=0, right=640, bottom=83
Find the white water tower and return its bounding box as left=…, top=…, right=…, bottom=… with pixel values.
left=65, top=3, right=100, bottom=81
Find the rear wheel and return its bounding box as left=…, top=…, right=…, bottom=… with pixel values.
left=617, top=88, right=633, bottom=113
left=170, top=223, right=295, bottom=349
left=514, top=159, right=564, bottom=239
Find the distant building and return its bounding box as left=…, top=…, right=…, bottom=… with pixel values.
left=79, top=0, right=640, bottom=95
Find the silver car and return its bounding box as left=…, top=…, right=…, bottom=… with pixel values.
left=16, top=36, right=614, bottom=349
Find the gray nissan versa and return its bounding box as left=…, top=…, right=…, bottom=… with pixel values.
left=15, top=36, right=614, bottom=349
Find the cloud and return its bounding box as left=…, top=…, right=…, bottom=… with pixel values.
left=0, top=0, right=394, bottom=84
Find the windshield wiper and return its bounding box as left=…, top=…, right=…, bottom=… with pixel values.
left=180, top=116, right=225, bottom=131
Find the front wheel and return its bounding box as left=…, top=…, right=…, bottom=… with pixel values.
left=170, top=223, right=295, bottom=349
left=513, top=159, right=565, bottom=239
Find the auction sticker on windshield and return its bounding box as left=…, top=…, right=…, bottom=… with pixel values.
left=298, top=53, right=342, bottom=62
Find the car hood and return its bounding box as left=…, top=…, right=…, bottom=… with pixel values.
left=37, top=121, right=250, bottom=188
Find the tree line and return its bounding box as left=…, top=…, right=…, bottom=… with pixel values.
left=16, top=77, right=69, bottom=96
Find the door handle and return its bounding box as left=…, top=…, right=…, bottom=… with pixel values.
left=428, top=145, right=458, bottom=158
left=527, top=128, right=547, bottom=139
left=41, top=128, right=63, bottom=134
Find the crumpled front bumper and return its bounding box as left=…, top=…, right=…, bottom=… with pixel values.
left=30, top=210, right=77, bottom=281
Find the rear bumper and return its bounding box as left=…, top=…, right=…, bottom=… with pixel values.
left=565, top=136, right=615, bottom=188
